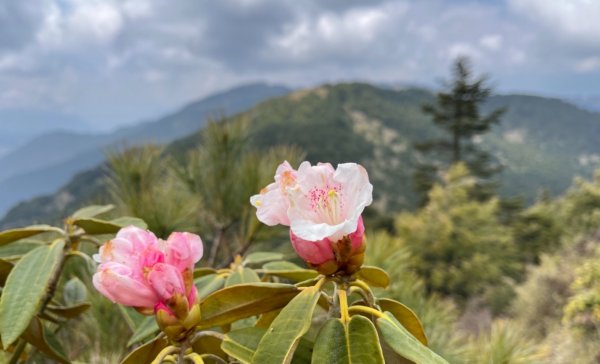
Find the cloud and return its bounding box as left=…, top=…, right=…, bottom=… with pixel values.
left=509, top=0, right=600, bottom=46
left=0, top=0, right=599, bottom=130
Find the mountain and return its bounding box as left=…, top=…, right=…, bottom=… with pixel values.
left=0, top=109, right=91, bottom=157
left=0, top=83, right=291, bottom=217
left=3, top=83, right=600, bottom=228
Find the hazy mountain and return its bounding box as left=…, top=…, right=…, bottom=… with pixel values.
left=3, top=83, right=600, bottom=228
left=0, top=83, right=291, bottom=217
left=0, top=109, right=91, bottom=157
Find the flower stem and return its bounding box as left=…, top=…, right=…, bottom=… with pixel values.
left=150, top=346, right=179, bottom=364
left=338, top=288, right=350, bottom=324
left=347, top=305, right=385, bottom=319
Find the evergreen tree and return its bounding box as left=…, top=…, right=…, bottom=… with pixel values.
left=415, top=57, right=505, bottom=202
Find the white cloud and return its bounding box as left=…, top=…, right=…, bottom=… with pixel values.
left=575, top=57, right=600, bottom=73
left=447, top=42, right=482, bottom=60
left=480, top=34, right=503, bottom=51
left=37, top=0, right=124, bottom=49
left=509, top=0, right=600, bottom=45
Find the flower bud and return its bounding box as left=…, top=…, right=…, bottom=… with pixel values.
left=291, top=216, right=366, bottom=275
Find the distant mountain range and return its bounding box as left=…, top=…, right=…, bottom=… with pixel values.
left=0, top=83, right=291, bottom=217
left=0, top=109, right=91, bottom=157
left=3, top=83, right=600, bottom=228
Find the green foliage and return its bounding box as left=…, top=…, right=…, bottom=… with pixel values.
left=173, top=117, right=305, bottom=266
left=563, top=246, right=600, bottom=334
left=397, top=164, right=521, bottom=309
left=416, top=57, right=505, bottom=202
left=464, top=320, right=546, bottom=364
left=107, top=144, right=198, bottom=238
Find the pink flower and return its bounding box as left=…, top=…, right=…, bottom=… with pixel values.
left=93, top=226, right=203, bottom=317
left=250, top=161, right=297, bottom=226
left=251, top=161, right=372, bottom=273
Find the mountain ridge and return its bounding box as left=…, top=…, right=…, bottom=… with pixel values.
left=0, top=83, right=292, bottom=216
left=2, top=82, right=600, bottom=228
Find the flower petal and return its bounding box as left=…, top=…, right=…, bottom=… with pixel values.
left=93, top=262, right=159, bottom=308
left=164, top=232, right=204, bottom=271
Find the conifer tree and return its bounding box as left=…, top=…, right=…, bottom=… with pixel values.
left=415, top=57, right=505, bottom=202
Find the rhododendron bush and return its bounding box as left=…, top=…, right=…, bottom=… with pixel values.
left=0, top=161, right=448, bottom=363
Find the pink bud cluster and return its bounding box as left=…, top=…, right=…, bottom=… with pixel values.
left=93, top=226, right=203, bottom=319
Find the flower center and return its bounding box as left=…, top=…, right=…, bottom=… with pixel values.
left=309, top=184, right=343, bottom=225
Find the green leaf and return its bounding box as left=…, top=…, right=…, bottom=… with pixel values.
left=71, top=204, right=114, bottom=219
left=0, top=260, right=13, bottom=286
left=0, top=239, right=65, bottom=347
left=244, top=252, right=285, bottom=266
left=21, top=316, right=69, bottom=363
left=195, top=274, right=226, bottom=299
left=347, top=315, right=384, bottom=363
left=193, top=267, right=217, bottom=279
left=357, top=266, right=390, bottom=288
left=120, top=335, right=169, bottom=364
left=110, top=216, right=148, bottom=229
left=253, top=284, right=321, bottom=364
left=127, top=316, right=160, bottom=346
left=262, top=261, right=319, bottom=282
left=225, top=267, right=261, bottom=287
left=72, top=216, right=147, bottom=235
left=198, top=283, right=300, bottom=329
left=191, top=332, right=227, bottom=361
left=312, top=319, right=348, bottom=364
left=376, top=313, right=448, bottom=364
left=46, top=303, right=90, bottom=319
left=62, top=277, right=87, bottom=306
left=378, top=298, right=427, bottom=346
left=222, top=327, right=265, bottom=364
left=312, top=316, right=384, bottom=364
left=0, top=225, right=63, bottom=247
left=223, top=327, right=313, bottom=364
left=0, top=240, right=43, bottom=260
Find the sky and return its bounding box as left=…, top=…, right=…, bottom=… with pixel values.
left=1, top=0, right=600, bottom=130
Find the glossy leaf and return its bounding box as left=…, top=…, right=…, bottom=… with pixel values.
left=110, top=216, right=148, bottom=229
left=378, top=298, right=427, bottom=346
left=121, top=335, right=169, bottom=364
left=357, top=266, right=390, bottom=288
left=226, top=267, right=261, bottom=287
left=72, top=216, right=147, bottom=235
left=71, top=204, right=114, bottom=219
left=376, top=313, right=448, bottom=364
left=223, top=327, right=313, bottom=364
left=127, top=316, right=160, bottom=346
left=244, top=252, right=285, bottom=266
left=262, top=261, right=319, bottom=282
left=191, top=332, right=227, bottom=361
left=0, top=240, right=43, bottom=260
left=46, top=302, right=90, bottom=319
left=21, top=316, right=69, bottom=363
left=0, top=225, right=62, bottom=247
left=312, top=319, right=348, bottom=364
left=255, top=309, right=282, bottom=329
left=253, top=285, right=321, bottom=363
left=193, top=267, right=217, bottom=279
left=312, top=316, right=383, bottom=364
left=222, top=327, right=265, bottom=364
left=199, top=283, right=300, bottom=329
left=0, top=239, right=65, bottom=347
left=348, top=316, right=384, bottom=363
left=196, top=274, right=226, bottom=299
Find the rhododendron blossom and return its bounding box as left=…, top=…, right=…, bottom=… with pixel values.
left=251, top=161, right=372, bottom=273
left=93, top=226, right=203, bottom=319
